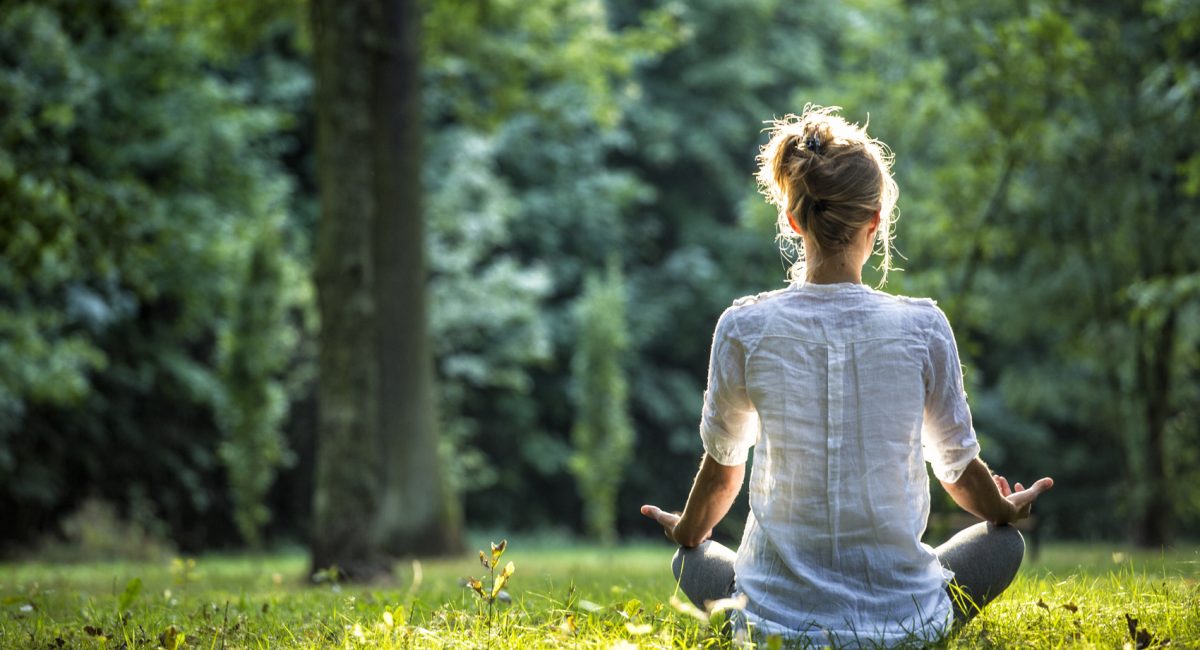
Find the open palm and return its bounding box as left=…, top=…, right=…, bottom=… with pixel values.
left=993, top=475, right=1054, bottom=521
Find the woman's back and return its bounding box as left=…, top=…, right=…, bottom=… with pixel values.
left=702, top=282, right=978, bottom=642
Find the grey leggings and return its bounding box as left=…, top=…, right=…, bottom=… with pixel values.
left=671, top=522, right=1024, bottom=623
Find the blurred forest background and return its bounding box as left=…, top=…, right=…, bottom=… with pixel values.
left=2, top=0, right=1198, bottom=562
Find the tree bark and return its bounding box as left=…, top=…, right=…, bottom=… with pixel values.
left=310, top=0, right=461, bottom=580
left=369, top=0, right=462, bottom=556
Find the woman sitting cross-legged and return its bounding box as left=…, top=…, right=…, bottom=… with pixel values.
left=640, top=106, right=1053, bottom=647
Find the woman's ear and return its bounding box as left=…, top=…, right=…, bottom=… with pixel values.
left=786, top=211, right=804, bottom=235
left=864, top=209, right=883, bottom=243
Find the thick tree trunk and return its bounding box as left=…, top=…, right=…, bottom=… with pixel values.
left=310, top=0, right=461, bottom=580
left=370, top=0, right=462, bottom=556
left=310, top=0, right=383, bottom=580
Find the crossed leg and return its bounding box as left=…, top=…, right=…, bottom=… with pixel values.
left=671, top=540, right=737, bottom=608
left=934, top=522, right=1026, bottom=623
left=671, top=522, right=1024, bottom=623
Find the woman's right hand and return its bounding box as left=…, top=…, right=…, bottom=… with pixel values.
left=640, top=504, right=713, bottom=547
left=640, top=504, right=682, bottom=542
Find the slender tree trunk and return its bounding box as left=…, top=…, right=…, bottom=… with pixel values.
left=310, top=0, right=461, bottom=580
left=1134, top=309, right=1177, bottom=547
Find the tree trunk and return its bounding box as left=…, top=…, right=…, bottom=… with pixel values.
left=369, top=0, right=462, bottom=557
left=1133, top=308, right=1177, bottom=547
left=310, top=0, right=461, bottom=580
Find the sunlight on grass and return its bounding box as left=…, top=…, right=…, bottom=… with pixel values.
left=2, top=541, right=1197, bottom=648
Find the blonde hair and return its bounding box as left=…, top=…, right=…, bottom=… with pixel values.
left=755, top=105, right=899, bottom=285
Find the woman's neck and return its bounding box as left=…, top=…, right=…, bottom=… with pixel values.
left=805, top=251, right=863, bottom=285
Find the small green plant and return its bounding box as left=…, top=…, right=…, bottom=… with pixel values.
left=117, top=577, right=142, bottom=613
left=464, top=540, right=516, bottom=648
left=466, top=539, right=515, bottom=610
left=158, top=624, right=185, bottom=650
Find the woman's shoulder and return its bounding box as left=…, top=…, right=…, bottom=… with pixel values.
left=712, top=287, right=791, bottom=341
left=867, top=290, right=959, bottom=341
left=870, top=289, right=940, bottom=311
left=729, top=286, right=792, bottom=309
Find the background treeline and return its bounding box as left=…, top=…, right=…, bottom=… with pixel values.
left=1, top=0, right=1197, bottom=555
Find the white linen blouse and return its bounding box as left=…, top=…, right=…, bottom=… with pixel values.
left=699, top=282, right=980, bottom=646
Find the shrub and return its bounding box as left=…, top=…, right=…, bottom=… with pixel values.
left=569, top=262, right=635, bottom=543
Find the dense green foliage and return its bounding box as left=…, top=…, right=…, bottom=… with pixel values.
left=0, top=1, right=309, bottom=548
left=2, top=542, right=1198, bottom=647
left=1, top=0, right=1197, bottom=552
left=570, top=263, right=635, bottom=543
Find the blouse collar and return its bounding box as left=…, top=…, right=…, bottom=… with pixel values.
left=792, top=281, right=871, bottom=293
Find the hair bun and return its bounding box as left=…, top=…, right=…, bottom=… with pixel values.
left=755, top=104, right=900, bottom=285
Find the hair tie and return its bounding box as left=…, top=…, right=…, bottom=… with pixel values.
left=805, top=134, right=822, bottom=154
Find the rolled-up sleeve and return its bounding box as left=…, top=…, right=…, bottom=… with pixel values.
left=699, top=308, right=759, bottom=466
left=922, top=308, right=980, bottom=482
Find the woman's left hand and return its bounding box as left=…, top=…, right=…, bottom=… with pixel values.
left=992, top=473, right=1053, bottom=521
left=640, top=504, right=682, bottom=543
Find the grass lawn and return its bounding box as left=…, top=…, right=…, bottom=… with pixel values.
left=1, top=536, right=1197, bottom=648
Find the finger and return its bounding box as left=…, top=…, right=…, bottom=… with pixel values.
left=1008, top=478, right=1053, bottom=507
left=994, top=475, right=1011, bottom=496
left=1013, top=482, right=1024, bottom=493
left=1015, top=477, right=1050, bottom=494
left=642, top=505, right=681, bottom=527
left=656, top=510, right=682, bottom=527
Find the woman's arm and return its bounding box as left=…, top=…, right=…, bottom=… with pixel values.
left=941, top=457, right=1053, bottom=524
left=641, top=453, right=745, bottom=547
